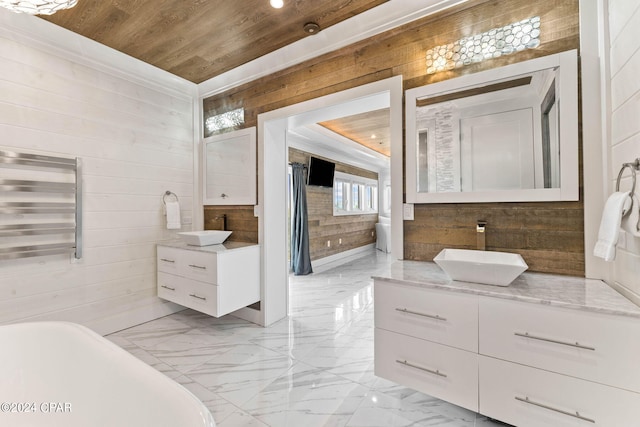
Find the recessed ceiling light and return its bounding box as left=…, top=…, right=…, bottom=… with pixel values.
left=270, top=0, right=283, bottom=8
left=371, top=134, right=376, bottom=139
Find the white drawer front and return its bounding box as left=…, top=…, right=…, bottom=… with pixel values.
left=157, top=272, right=184, bottom=305
left=182, top=279, right=219, bottom=317
left=157, top=246, right=217, bottom=284
left=479, top=356, right=640, bottom=427
left=375, top=328, right=478, bottom=412
left=157, top=247, right=181, bottom=275
left=479, top=297, right=640, bottom=393
left=374, top=281, right=478, bottom=352
left=157, top=272, right=219, bottom=316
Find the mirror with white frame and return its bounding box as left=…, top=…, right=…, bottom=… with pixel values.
left=405, top=50, right=578, bottom=203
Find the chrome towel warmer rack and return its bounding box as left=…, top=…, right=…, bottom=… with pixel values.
left=0, top=150, right=82, bottom=260
left=616, top=158, right=640, bottom=194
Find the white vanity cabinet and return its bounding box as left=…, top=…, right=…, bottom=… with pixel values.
left=157, top=242, right=259, bottom=317
left=374, top=270, right=640, bottom=427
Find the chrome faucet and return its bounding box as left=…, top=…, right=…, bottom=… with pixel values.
left=476, top=220, right=487, bottom=251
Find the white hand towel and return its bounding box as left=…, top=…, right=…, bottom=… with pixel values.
left=593, top=191, right=632, bottom=261
left=165, top=200, right=181, bottom=230
left=622, top=194, right=640, bottom=237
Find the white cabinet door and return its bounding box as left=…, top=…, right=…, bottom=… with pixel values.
left=203, top=127, right=256, bottom=205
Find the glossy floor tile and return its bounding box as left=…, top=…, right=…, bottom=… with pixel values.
left=108, top=250, right=508, bottom=426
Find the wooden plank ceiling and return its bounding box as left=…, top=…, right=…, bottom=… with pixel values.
left=41, top=0, right=388, bottom=84
left=319, top=109, right=390, bottom=157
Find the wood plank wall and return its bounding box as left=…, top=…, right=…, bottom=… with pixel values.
left=0, top=25, right=195, bottom=333
left=204, top=205, right=258, bottom=243
left=289, top=148, right=378, bottom=261
left=203, top=0, right=583, bottom=275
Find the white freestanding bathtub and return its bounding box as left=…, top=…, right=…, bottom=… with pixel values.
left=0, top=322, right=215, bottom=427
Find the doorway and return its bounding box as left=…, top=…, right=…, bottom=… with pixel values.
left=257, top=76, right=403, bottom=326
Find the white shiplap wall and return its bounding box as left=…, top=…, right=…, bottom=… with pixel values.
left=0, top=10, right=197, bottom=334
left=607, top=0, right=640, bottom=300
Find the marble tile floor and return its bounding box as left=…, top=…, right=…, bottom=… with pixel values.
left=108, top=251, right=509, bottom=427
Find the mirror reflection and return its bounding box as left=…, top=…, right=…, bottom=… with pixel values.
left=415, top=68, right=559, bottom=194
left=405, top=50, right=578, bottom=204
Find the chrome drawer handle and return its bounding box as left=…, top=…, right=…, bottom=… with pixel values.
left=395, top=307, right=446, bottom=321
left=160, top=285, right=176, bottom=291
left=515, top=396, right=595, bottom=423
left=189, top=293, right=207, bottom=301
left=160, top=258, right=175, bottom=263
left=395, top=359, right=447, bottom=378
left=514, top=332, right=596, bottom=351
left=189, top=264, right=207, bottom=270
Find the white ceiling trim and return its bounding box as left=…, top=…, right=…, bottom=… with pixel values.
left=197, top=0, right=469, bottom=98
left=286, top=91, right=389, bottom=129
left=287, top=124, right=390, bottom=173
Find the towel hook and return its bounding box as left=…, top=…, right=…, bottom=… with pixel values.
left=615, top=159, right=640, bottom=194
left=162, top=191, right=179, bottom=205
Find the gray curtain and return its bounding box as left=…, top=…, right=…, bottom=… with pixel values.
left=290, top=163, right=313, bottom=275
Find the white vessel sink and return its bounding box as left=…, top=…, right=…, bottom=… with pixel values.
left=177, top=230, right=232, bottom=246
left=434, top=248, right=528, bottom=286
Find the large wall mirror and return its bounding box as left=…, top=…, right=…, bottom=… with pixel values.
left=405, top=50, right=578, bottom=203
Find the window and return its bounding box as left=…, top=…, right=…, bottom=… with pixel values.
left=333, top=171, right=378, bottom=216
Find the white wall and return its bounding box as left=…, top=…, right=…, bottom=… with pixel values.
left=0, top=10, right=197, bottom=334
left=605, top=0, right=640, bottom=301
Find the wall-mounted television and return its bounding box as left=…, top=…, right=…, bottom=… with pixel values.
left=307, top=156, right=335, bottom=187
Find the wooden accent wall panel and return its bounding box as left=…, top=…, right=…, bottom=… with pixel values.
left=290, top=148, right=378, bottom=261
left=204, top=0, right=583, bottom=276
left=204, top=206, right=258, bottom=244
left=404, top=202, right=585, bottom=276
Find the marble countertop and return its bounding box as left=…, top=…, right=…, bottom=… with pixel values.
left=373, top=260, right=640, bottom=319
left=158, top=240, right=258, bottom=253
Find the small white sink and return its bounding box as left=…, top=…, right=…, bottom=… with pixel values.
left=177, top=230, right=232, bottom=246
left=434, top=249, right=528, bottom=286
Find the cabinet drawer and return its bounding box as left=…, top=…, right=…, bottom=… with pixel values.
left=375, top=328, right=478, bottom=412
left=479, top=297, right=640, bottom=393
left=157, top=246, right=217, bottom=283
left=374, top=281, right=478, bottom=352
left=157, top=272, right=184, bottom=305
left=479, top=356, right=640, bottom=427
left=157, top=247, right=181, bottom=275
left=182, top=280, right=219, bottom=317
